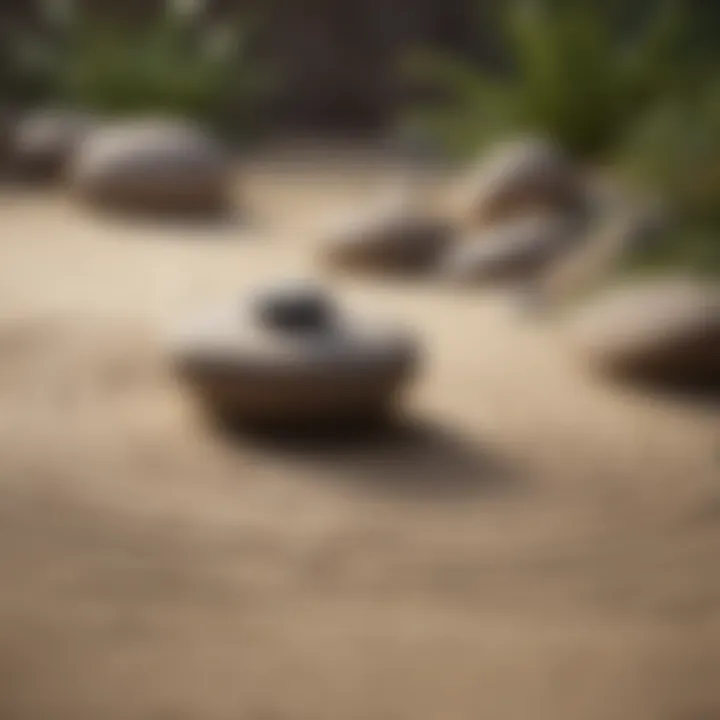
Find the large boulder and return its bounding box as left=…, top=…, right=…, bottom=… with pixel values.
left=169, top=282, right=420, bottom=428
left=441, top=214, right=582, bottom=285
left=10, top=109, right=94, bottom=181
left=71, top=119, right=231, bottom=217
left=319, top=192, right=452, bottom=274
left=453, top=138, right=584, bottom=227
left=566, top=278, right=720, bottom=384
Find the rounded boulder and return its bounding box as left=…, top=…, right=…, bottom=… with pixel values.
left=71, top=119, right=231, bottom=217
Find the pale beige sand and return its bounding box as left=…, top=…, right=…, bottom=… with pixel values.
left=0, top=158, right=718, bottom=720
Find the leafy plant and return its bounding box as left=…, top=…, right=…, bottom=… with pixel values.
left=403, top=0, right=686, bottom=159
left=618, top=79, right=720, bottom=277
left=622, top=81, right=720, bottom=223
left=11, top=0, right=270, bottom=134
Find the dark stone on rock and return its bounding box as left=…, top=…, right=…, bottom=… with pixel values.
left=252, top=282, right=337, bottom=333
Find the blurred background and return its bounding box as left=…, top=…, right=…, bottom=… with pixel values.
left=1, top=0, right=718, bottom=273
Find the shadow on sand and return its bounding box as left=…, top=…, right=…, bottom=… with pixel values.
left=216, top=414, right=522, bottom=501
left=612, top=373, right=720, bottom=411
left=0, top=174, right=257, bottom=233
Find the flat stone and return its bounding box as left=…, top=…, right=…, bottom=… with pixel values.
left=320, top=195, right=451, bottom=274
left=442, top=215, right=582, bottom=285
left=169, top=284, right=421, bottom=428
left=566, top=277, right=720, bottom=384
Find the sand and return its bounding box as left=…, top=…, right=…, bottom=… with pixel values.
left=0, top=156, right=718, bottom=720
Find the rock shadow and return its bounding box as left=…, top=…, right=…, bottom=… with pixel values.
left=217, top=414, right=522, bottom=501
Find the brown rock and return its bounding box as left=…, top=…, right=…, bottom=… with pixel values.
left=566, top=278, right=720, bottom=384
left=320, top=195, right=451, bottom=274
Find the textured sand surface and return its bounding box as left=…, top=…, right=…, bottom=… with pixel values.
left=0, top=159, right=718, bottom=720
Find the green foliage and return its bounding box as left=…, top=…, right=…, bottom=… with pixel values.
left=11, top=0, right=270, bottom=134
left=621, top=81, right=720, bottom=224
left=625, top=227, right=720, bottom=279
left=401, top=52, right=519, bottom=156
left=404, top=0, right=686, bottom=159
left=619, top=80, right=720, bottom=277
left=402, top=0, right=718, bottom=278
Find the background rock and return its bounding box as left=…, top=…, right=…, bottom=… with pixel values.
left=72, top=118, right=231, bottom=217
left=453, top=138, right=584, bottom=228
left=320, top=193, right=452, bottom=274
left=11, top=109, right=94, bottom=182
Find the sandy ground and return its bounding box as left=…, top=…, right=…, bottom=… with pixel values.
left=0, top=157, right=718, bottom=720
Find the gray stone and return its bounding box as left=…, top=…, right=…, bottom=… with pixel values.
left=169, top=283, right=420, bottom=428
left=71, top=118, right=231, bottom=216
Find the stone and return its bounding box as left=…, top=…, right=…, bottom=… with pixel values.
left=71, top=118, right=231, bottom=216
left=320, top=193, right=451, bottom=274
left=442, top=214, right=582, bottom=285
left=11, top=109, right=94, bottom=181
left=566, top=278, right=720, bottom=384
left=453, top=137, right=583, bottom=227
left=169, top=282, right=420, bottom=428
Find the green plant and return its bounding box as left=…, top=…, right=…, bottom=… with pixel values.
left=404, top=0, right=686, bottom=159
left=622, top=81, right=720, bottom=223
left=625, top=227, right=720, bottom=279
left=618, top=79, right=720, bottom=277
left=12, top=0, right=270, bottom=133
